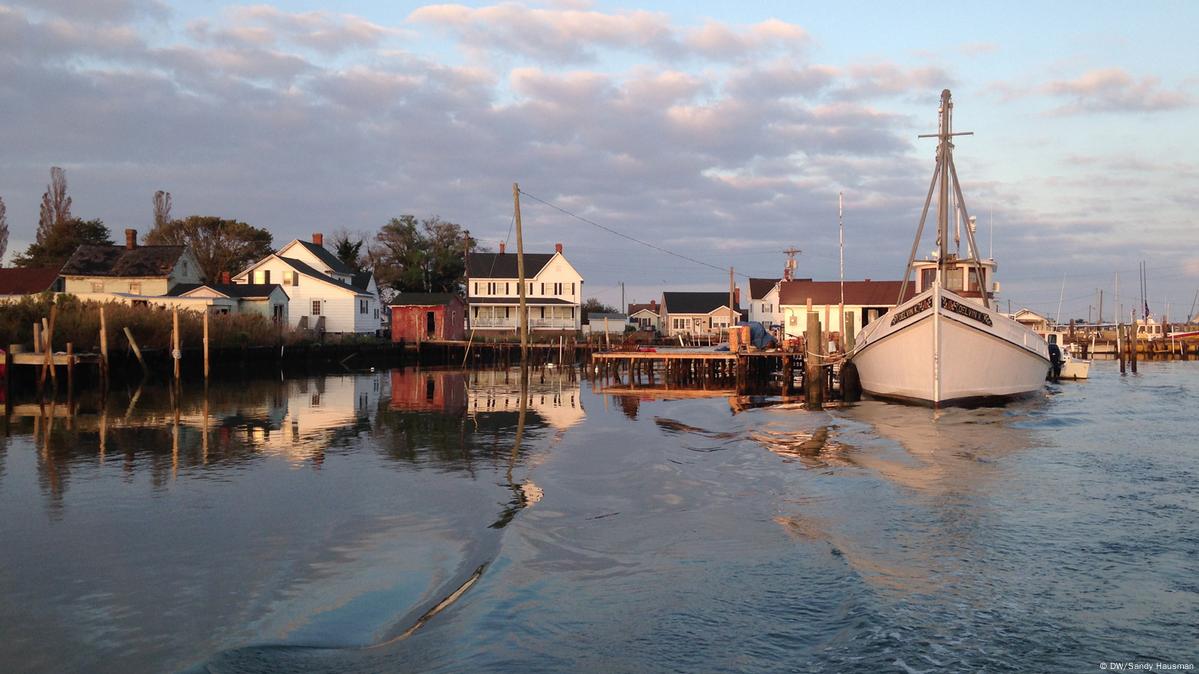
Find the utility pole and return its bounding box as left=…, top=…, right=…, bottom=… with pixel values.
left=838, top=192, right=845, bottom=344
left=1098, top=288, right=1104, bottom=326
left=782, top=247, right=801, bottom=281
left=620, top=282, right=625, bottom=315
left=728, top=267, right=736, bottom=339
left=513, top=183, right=528, bottom=363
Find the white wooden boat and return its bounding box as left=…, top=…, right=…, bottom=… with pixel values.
left=1041, top=331, right=1090, bottom=380
left=848, top=90, right=1049, bottom=406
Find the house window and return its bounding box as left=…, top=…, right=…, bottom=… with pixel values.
left=359, top=299, right=368, bottom=314
left=553, top=282, right=562, bottom=295
left=253, top=270, right=270, bottom=284
left=129, top=282, right=141, bottom=295
left=91, top=281, right=104, bottom=292
left=283, top=270, right=299, bottom=286
left=272, top=305, right=284, bottom=323
left=312, top=300, right=321, bottom=316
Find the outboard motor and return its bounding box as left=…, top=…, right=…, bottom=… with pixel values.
left=1047, top=343, right=1063, bottom=381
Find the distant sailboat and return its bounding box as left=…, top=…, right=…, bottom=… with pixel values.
left=848, top=90, right=1050, bottom=406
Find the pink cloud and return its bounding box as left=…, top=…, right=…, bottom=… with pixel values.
left=1040, top=68, right=1190, bottom=113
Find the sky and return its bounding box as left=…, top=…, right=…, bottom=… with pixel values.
left=1, top=0, right=1197, bottom=321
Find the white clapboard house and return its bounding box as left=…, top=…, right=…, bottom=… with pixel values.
left=466, top=243, right=583, bottom=336
left=747, top=277, right=782, bottom=328
left=234, top=233, right=381, bottom=334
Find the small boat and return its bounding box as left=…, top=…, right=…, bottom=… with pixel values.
left=848, top=90, right=1049, bottom=406
left=1041, top=331, right=1090, bottom=380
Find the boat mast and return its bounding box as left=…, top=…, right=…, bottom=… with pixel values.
left=938, top=89, right=952, bottom=281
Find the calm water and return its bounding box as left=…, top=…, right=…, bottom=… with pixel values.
left=0, top=362, right=1196, bottom=672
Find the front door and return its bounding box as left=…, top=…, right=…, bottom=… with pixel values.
left=426, top=311, right=436, bottom=336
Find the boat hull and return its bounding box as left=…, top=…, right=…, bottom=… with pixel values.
left=1059, top=357, right=1090, bottom=380
left=851, top=286, right=1050, bottom=406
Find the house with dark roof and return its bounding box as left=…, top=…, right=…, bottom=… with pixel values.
left=778, top=279, right=915, bottom=340
left=747, top=277, right=782, bottom=327
left=60, top=229, right=202, bottom=296
left=390, top=293, right=465, bottom=342
left=233, top=233, right=381, bottom=334
left=168, top=283, right=289, bottom=323
left=627, top=300, right=661, bottom=332
left=465, top=242, right=582, bottom=336
left=660, top=291, right=745, bottom=338
left=0, top=267, right=63, bottom=300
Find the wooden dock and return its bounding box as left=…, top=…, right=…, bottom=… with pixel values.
left=591, top=350, right=826, bottom=399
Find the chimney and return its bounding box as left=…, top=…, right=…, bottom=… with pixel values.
left=650, top=299, right=657, bottom=308
left=220, top=271, right=231, bottom=284
left=125, top=228, right=137, bottom=250
left=734, top=288, right=741, bottom=307
left=499, top=241, right=506, bottom=254
left=555, top=242, right=563, bottom=254
left=313, top=232, right=323, bottom=246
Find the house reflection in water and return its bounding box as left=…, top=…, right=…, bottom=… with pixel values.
left=389, top=370, right=468, bottom=415
left=240, top=373, right=389, bottom=466
left=467, top=368, right=585, bottom=432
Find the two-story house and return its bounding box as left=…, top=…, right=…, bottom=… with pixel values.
left=60, top=229, right=202, bottom=296
left=466, top=242, right=582, bottom=337
left=233, top=233, right=381, bottom=334
left=747, top=277, right=782, bottom=328
left=661, top=291, right=745, bottom=338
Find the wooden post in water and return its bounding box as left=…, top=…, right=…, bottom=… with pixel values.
left=1129, top=310, right=1137, bottom=373
left=43, top=307, right=58, bottom=387
left=66, top=342, right=74, bottom=398
left=1117, top=320, right=1126, bottom=374
left=805, top=312, right=823, bottom=409
left=203, top=310, right=210, bottom=379
left=172, top=307, right=181, bottom=381
left=124, top=327, right=148, bottom=375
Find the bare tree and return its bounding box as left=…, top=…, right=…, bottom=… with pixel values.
left=153, top=190, right=173, bottom=229
left=37, top=166, right=72, bottom=244
left=0, top=196, right=8, bottom=265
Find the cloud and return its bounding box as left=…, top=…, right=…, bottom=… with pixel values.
left=407, top=4, right=807, bottom=63
left=1040, top=68, right=1191, bottom=113
left=833, top=62, right=954, bottom=100
left=188, top=5, right=401, bottom=56
left=6, top=0, right=168, bottom=23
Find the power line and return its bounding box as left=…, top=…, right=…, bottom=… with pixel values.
left=518, top=189, right=753, bottom=279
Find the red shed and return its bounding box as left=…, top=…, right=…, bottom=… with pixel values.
left=390, top=293, right=466, bottom=342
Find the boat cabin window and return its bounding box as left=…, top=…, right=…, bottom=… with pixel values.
left=945, top=268, right=964, bottom=291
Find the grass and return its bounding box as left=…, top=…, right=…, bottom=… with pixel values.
left=0, top=294, right=285, bottom=352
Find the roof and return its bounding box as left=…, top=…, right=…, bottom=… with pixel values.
left=585, top=312, right=627, bottom=323
left=778, top=279, right=913, bottom=307
left=467, top=296, right=576, bottom=305
left=391, top=292, right=462, bottom=307
left=277, top=256, right=371, bottom=295
left=748, top=278, right=780, bottom=300
left=293, top=239, right=353, bottom=275
left=169, top=283, right=283, bottom=299
left=0, top=267, right=61, bottom=295
left=351, top=271, right=373, bottom=292
left=467, top=252, right=556, bottom=279
left=60, top=245, right=187, bottom=278
left=662, top=291, right=745, bottom=316
left=627, top=302, right=659, bottom=315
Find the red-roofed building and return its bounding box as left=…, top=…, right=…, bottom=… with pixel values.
left=778, top=279, right=916, bottom=339
left=0, top=267, right=63, bottom=300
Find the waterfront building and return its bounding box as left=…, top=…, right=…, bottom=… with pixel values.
left=390, top=293, right=466, bottom=342
left=661, top=291, right=746, bottom=338
left=583, top=312, right=628, bottom=337
left=167, top=282, right=289, bottom=322
left=0, top=267, right=63, bottom=301
left=748, top=277, right=782, bottom=328
left=59, top=228, right=202, bottom=296
left=778, top=279, right=914, bottom=340
left=627, top=300, right=661, bottom=332
left=234, top=233, right=381, bottom=335
left=465, top=242, right=582, bottom=337
left=1012, top=308, right=1051, bottom=334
